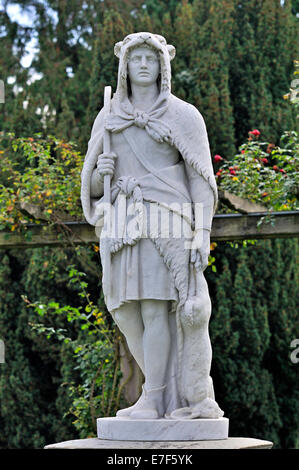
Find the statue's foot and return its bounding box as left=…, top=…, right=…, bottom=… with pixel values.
left=130, top=384, right=166, bottom=420
left=116, top=389, right=146, bottom=417
left=190, top=397, right=224, bottom=419
left=169, top=397, right=224, bottom=420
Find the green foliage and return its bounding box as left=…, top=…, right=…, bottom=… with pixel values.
left=0, top=0, right=298, bottom=450
left=207, top=238, right=299, bottom=448
left=0, top=248, right=77, bottom=448
left=0, top=133, right=83, bottom=232
left=216, top=130, right=299, bottom=211
left=1, top=0, right=297, bottom=156
left=228, top=0, right=297, bottom=146
left=261, top=238, right=299, bottom=448
left=0, top=243, right=111, bottom=447
left=27, top=266, right=123, bottom=438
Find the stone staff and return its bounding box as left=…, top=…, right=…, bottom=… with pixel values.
left=102, top=85, right=112, bottom=300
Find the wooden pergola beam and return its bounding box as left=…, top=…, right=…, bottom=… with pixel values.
left=0, top=211, right=298, bottom=249
left=211, top=211, right=299, bottom=241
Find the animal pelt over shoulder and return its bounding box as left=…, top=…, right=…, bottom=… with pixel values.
left=81, top=93, right=218, bottom=227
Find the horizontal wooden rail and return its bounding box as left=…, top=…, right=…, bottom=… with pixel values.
left=0, top=211, right=298, bottom=249
left=211, top=211, right=299, bottom=241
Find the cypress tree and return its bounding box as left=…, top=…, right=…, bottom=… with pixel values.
left=208, top=239, right=298, bottom=448
left=0, top=247, right=85, bottom=447
left=262, top=239, right=299, bottom=448
left=0, top=251, right=51, bottom=448
left=190, top=0, right=236, bottom=157
left=229, top=0, right=297, bottom=146
left=209, top=257, right=240, bottom=413
left=229, top=249, right=281, bottom=444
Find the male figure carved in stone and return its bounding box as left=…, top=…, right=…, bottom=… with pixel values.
left=81, top=32, right=224, bottom=420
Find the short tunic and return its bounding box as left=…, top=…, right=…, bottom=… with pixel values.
left=106, top=127, right=180, bottom=312
left=109, top=238, right=178, bottom=311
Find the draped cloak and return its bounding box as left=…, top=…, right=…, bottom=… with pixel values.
left=80, top=32, right=218, bottom=416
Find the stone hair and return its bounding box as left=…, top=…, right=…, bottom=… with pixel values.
left=128, top=43, right=160, bottom=57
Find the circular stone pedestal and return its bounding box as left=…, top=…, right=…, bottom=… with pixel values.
left=97, top=417, right=229, bottom=441
left=44, top=437, right=273, bottom=449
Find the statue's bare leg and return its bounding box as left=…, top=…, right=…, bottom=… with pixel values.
left=113, top=301, right=149, bottom=418
left=113, top=301, right=145, bottom=373
left=123, top=299, right=170, bottom=419
left=113, top=299, right=171, bottom=418
left=140, top=299, right=170, bottom=389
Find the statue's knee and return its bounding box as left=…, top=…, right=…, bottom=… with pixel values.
left=141, top=300, right=167, bottom=328
left=114, top=307, right=141, bottom=334
left=142, top=309, right=156, bottom=328
left=113, top=310, right=126, bottom=332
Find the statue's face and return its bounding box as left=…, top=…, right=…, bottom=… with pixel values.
left=127, top=46, right=160, bottom=87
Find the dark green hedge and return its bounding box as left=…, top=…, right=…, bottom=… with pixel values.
left=0, top=239, right=298, bottom=448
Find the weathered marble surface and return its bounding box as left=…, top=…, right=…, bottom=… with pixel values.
left=45, top=437, right=273, bottom=450
left=97, top=417, right=229, bottom=441
left=81, top=31, right=225, bottom=431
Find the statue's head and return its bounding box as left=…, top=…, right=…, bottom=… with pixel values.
left=114, top=32, right=175, bottom=100
left=127, top=44, right=160, bottom=88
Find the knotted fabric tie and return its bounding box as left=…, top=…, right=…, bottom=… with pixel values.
left=110, top=176, right=145, bottom=255
left=105, top=108, right=172, bottom=144
left=116, top=176, right=143, bottom=203
left=134, top=111, right=149, bottom=129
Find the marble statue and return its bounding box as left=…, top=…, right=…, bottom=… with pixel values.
left=81, top=32, right=225, bottom=429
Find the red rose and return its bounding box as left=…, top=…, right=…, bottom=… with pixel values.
left=261, top=158, right=268, bottom=164
left=229, top=169, right=237, bottom=176
left=273, top=165, right=279, bottom=171
left=249, top=129, right=261, bottom=137
left=216, top=171, right=222, bottom=177
left=214, top=154, right=223, bottom=163
left=279, top=169, right=286, bottom=174
left=241, top=150, right=246, bottom=154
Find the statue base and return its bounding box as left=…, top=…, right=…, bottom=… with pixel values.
left=45, top=436, right=273, bottom=449
left=97, top=416, right=229, bottom=441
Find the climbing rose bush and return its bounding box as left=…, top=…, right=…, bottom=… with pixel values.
left=214, top=130, right=298, bottom=211
left=0, top=129, right=298, bottom=237
left=0, top=133, right=84, bottom=233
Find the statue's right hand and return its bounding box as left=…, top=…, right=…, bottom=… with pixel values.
left=96, top=152, right=117, bottom=180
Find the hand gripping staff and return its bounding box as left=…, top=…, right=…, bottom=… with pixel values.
left=102, top=86, right=112, bottom=301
